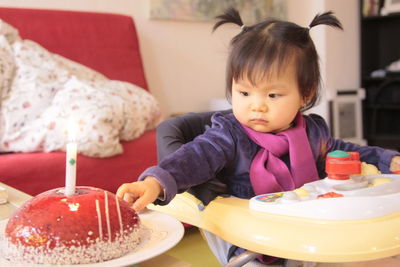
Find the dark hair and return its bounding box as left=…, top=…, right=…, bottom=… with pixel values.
left=213, top=8, right=343, bottom=111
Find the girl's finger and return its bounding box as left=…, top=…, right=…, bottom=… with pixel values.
left=116, top=182, right=142, bottom=199
left=123, top=193, right=135, bottom=204
left=132, top=197, right=148, bottom=211
left=132, top=190, right=158, bottom=211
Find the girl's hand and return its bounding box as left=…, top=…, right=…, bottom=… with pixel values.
left=390, top=156, right=400, bottom=173
left=116, top=176, right=163, bottom=211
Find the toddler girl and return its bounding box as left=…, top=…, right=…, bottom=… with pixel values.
left=117, top=8, right=400, bottom=266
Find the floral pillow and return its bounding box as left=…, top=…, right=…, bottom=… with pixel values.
left=0, top=35, right=15, bottom=101
left=0, top=21, right=162, bottom=157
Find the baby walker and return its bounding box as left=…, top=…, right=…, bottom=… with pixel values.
left=149, top=150, right=400, bottom=265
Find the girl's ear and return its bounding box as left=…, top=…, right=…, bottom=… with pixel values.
left=302, top=87, right=317, bottom=107
left=301, top=96, right=308, bottom=107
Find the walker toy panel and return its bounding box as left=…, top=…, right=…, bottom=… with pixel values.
left=249, top=174, right=400, bottom=220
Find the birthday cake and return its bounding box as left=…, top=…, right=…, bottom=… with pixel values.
left=2, top=186, right=142, bottom=264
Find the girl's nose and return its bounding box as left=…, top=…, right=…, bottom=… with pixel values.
left=251, top=101, right=267, bottom=112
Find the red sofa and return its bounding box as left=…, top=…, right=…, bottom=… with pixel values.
left=0, top=8, right=158, bottom=196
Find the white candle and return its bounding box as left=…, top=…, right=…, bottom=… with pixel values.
left=65, top=120, right=78, bottom=196
left=65, top=142, right=77, bottom=196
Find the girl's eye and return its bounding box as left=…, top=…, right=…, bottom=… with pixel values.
left=240, top=91, right=249, bottom=96
left=268, top=93, right=281, bottom=99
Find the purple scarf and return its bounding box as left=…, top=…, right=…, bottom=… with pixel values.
left=241, top=113, right=318, bottom=195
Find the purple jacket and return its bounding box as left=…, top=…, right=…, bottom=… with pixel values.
left=139, top=112, right=399, bottom=204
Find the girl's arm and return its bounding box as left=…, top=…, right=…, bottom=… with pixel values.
left=138, top=114, right=237, bottom=205
left=306, top=114, right=400, bottom=174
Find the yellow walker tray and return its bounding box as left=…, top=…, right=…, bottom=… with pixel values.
left=149, top=191, right=400, bottom=263
left=150, top=151, right=400, bottom=263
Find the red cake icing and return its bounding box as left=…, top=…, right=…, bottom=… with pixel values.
left=2, top=186, right=141, bottom=264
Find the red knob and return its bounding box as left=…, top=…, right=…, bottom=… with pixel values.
left=326, top=151, right=361, bottom=180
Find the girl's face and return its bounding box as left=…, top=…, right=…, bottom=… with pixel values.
left=231, top=63, right=305, bottom=133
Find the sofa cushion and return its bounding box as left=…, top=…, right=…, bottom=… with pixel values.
left=0, top=130, right=157, bottom=196
left=0, top=8, right=148, bottom=89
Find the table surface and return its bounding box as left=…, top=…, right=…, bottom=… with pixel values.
left=0, top=182, right=32, bottom=220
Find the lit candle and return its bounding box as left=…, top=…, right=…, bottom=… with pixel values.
left=65, top=120, right=78, bottom=196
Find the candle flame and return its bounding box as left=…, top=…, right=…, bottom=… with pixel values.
left=67, top=118, right=78, bottom=142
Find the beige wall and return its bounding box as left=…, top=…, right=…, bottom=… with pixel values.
left=0, top=0, right=359, bottom=119
left=287, top=0, right=360, bottom=121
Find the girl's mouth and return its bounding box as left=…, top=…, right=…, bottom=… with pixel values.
left=250, top=118, right=268, bottom=124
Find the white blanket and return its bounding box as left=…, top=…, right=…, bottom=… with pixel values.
left=0, top=20, right=161, bottom=158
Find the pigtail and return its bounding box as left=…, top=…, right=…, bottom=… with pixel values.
left=213, top=8, right=244, bottom=32
left=308, top=11, right=343, bottom=30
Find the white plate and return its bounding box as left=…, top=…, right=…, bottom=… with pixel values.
left=0, top=210, right=184, bottom=267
